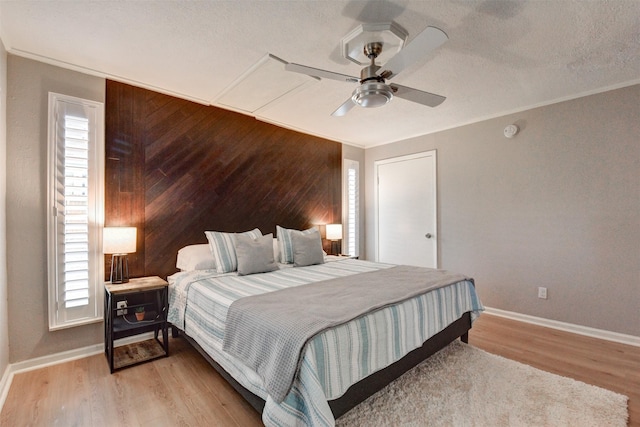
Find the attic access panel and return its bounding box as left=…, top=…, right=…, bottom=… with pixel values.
left=214, top=54, right=318, bottom=114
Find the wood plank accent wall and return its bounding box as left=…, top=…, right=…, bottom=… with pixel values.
left=105, top=80, right=342, bottom=280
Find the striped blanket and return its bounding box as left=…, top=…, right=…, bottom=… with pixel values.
left=224, top=265, right=471, bottom=403
left=168, top=259, right=484, bottom=427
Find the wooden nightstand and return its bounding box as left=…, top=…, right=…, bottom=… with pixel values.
left=104, top=276, right=169, bottom=373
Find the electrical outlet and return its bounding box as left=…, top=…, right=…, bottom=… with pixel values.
left=116, top=300, right=128, bottom=316
left=538, top=287, right=548, bottom=299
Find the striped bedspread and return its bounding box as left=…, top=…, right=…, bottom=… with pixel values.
left=168, top=259, right=484, bottom=427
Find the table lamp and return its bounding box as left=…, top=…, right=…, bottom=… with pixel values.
left=103, top=227, right=137, bottom=284
left=326, top=223, right=343, bottom=255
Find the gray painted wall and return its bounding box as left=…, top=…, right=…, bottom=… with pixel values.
left=365, top=85, right=640, bottom=336
left=0, top=40, right=9, bottom=375
left=6, top=56, right=105, bottom=362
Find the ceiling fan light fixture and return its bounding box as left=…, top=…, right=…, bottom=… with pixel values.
left=352, top=82, right=394, bottom=108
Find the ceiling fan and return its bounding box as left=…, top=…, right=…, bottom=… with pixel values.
left=285, top=25, right=449, bottom=116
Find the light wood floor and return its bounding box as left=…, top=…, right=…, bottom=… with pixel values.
left=2, top=314, right=638, bottom=426
left=469, top=314, right=639, bottom=426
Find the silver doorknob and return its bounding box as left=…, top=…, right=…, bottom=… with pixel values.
left=425, top=233, right=432, bottom=239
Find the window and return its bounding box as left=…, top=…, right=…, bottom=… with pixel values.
left=343, top=159, right=360, bottom=257
left=47, top=92, right=105, bottom=330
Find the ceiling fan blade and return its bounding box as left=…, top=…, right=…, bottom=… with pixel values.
left=390, top=84, right=446, bottom=107
left=378, top=26, right=448, bottom=80
left=285, top=63, right=359, bottom=83
left=331, top=97, right=356, bottom=117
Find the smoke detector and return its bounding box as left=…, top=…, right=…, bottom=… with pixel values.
left=503, top=124, right=519, bottom=138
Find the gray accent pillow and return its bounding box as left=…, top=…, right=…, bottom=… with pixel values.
left=276, top=225, right=317, bottom=264
left=235, top=233, right=279, bottom=276
left=291, top=229, right=325, bottom=267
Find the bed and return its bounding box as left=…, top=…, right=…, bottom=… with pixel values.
left=167, top=228, right=483, bottom=427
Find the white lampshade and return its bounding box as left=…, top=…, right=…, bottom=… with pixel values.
left=326, top=224, right=343, bottom=241
left=103, top=227, right=137, bottom=254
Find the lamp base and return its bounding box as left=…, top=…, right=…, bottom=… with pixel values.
left=330, top=240, right=342, bottom=256
left=110, top=254, right=130, bottom=284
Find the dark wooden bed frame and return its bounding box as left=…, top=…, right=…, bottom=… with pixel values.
left=175, top=310, right=472, bottom=420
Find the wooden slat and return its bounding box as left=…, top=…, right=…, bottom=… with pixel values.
left=104, top=81, right=147, bottom=279
left=105, top=80, right=342, bottom=280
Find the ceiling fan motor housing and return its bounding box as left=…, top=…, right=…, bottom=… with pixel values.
left=353, top=45, right=394, bottom=108
left=352, top=82, right=394, bottom=108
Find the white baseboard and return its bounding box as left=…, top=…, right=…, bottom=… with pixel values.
left=0, top=332, right=154, bottom=412
left=484, top=307, right=640, bottom=348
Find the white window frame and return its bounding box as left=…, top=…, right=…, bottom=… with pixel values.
left=342, top=158, right=360, bottom=257
left=47, top=92, right=105, bottom=330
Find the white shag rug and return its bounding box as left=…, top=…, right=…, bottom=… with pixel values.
left=336, top=340, right=628, bottom=427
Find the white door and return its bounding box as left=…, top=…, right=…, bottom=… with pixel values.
left=375, top=151, right=437, bottom=268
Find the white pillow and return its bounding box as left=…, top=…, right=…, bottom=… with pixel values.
left=176, top=244, right=216, bottom=271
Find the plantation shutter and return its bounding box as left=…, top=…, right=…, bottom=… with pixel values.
left=48, top=93, right=105, bottom=330
left=343, top=159, right=360, bottom=257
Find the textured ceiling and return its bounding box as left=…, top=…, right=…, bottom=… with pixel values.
left=1, top=1, right=639, bottom=148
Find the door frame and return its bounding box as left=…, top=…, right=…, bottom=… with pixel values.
left=374, top=150, right=438, bottom=267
